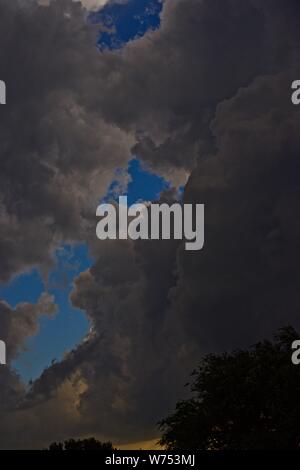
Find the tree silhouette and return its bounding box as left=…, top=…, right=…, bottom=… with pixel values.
left=159, top=327, right=300, bottom=450
left=47, top=438, right=115, bottom=451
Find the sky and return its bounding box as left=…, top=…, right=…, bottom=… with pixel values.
left=90, top=0, right=162, bottom=50
left=1, top=0, right=300, bottom=450
left=0, top=0, right=163, bottom=379
left=1, top=156, right=169, bottom=382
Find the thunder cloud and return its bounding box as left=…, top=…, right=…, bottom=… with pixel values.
left=0, top=0, right=300, bottom=448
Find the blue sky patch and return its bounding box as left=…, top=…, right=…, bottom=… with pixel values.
left=89, top=0, right=162, bottom=50
left=1, top=158, right=169, bottom=382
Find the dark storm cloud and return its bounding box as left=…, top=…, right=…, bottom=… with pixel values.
left=1, top=0, right=300, bottom=449
left=22, top=233, right=179, bottom=441
left=0, top=0, right=134, bottom=281
left=0, top=0, right=289, bottom=281
left=90, top=0, right=269, bottom=179
left=165, top=69, right=300, bottom=355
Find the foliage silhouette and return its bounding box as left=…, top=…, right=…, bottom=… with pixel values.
left=159, top=327, right=300, bottom=450
left=47, top=438, right=115, bottom=451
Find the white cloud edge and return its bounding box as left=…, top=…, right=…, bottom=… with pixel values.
left=38, top=0, right=111, bottom=10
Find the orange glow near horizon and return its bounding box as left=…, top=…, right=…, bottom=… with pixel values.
left=118, top=438, right=163, bottom=450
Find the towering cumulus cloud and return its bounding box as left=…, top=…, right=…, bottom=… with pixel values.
left=1, top=0, right=300, bottom=448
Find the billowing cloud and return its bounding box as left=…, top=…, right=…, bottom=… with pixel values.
left=0, top=293, right=57, bottom=361
left=0, top=0, right=135, bottom=281
left=1, top=0, right=300, bottom=449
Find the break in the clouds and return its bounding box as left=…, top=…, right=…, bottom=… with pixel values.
left=1, top=0, right=300, bottom=449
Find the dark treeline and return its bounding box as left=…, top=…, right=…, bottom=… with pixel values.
left=47, top=438, right=115, bottom=451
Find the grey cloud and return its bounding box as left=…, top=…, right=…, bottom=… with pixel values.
left=22, top=235, right=179, bottom=443
left=164, top=69, right=300, bottom=357
left=0, top=0, right=292, bottom=282
left=0, top=292, right=57, bottom=361
left=1, top=0, right=300, bottom=450
left=0, top=0, right=134, bottom=281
